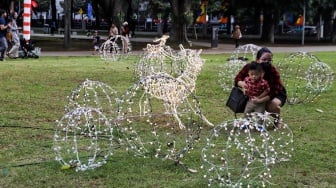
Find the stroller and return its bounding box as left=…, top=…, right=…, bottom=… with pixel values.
left=18, top=39, right=41, bottom=58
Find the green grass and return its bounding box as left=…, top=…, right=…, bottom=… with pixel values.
left=0, top=52, right=335, bottom=187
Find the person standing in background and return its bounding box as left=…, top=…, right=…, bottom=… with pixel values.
left=92, top=30, right=100, bottom=55
left=231, top=25, right=242, bottom=48
left=109, top=23, right=118, bottom=39
left=0, top=9, right=11, bottom=61
left=121, top=22, right=130, bottom=38
left=8, top=11, right=20, bottom=59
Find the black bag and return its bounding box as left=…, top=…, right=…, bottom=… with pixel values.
left=226, top=87, right=248, bottom=113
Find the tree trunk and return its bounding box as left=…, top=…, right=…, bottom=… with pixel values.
left=92, top=1, right=100, bottom=29
left=64, top=0, right=71, bottom=49
left=261, top=11, right=274, bottom=43
left=170, top=0, right=191, bottom=43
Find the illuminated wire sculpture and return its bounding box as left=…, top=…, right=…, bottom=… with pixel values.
left=117, top=77, right=203, bottom=161
left=65, top=79, right=120, bottom=121
left=218, top=44, right=261, bottom=91
left=116, top=41, right=213, bottom=161
left=305, top=61, right=334, bottom=93
left=134, top=39, right=212, bottom=127
left=54, top=79, right=121, bottom=171
left=134, top=35, right=180, bottom=79
left=277, top=52, right=334, bottom=104
left=99, top=35, right=132, bottom=61
left=54, top=107, right=114, bottom=171
left=201, top=112, right=293, bottom=187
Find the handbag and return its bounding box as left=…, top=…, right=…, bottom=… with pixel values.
left=226, top=86, right=248, bottom=113
left=6, top=31, right=12, bottom=42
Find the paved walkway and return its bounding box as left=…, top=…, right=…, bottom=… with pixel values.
left=36, top=33, right=336, bottom=57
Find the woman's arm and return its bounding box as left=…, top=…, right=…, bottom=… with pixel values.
left=234, top=64, right=249, bottom=88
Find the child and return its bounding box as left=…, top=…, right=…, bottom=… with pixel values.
left=92, top=30, right=100, bottom=55
left=243, top=61, right=270, bottom=114
left=231, top=25, right=242, bottom=48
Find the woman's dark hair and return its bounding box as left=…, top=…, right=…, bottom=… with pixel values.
left=0, top=9, right=5, bottom=15
left=256, top=47, right=272, bottom=60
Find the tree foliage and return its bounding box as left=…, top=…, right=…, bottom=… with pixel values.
left=2, top=0, right=336, bottom=43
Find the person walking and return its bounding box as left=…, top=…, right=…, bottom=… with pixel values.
left=7, top=11, right=20, bottom=59
left=231, top=25, right=242, bottom=48
left=0, top=9, right=11, bottom=61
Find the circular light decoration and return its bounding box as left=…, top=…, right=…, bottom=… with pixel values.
left=54, top=107, right=114, bottom=171
left=305, top=61, right=334, bottom=93
left=201, top=112, right=293, bottom=187
left=218, top=44, right=261, bottom=91
left=117, top=74, right=203, bottom=161
left=99, top=35, right=131, bottom=61
left=65, top=79, right=120, bottom=121
left=276, top=52, right=333, bottom=104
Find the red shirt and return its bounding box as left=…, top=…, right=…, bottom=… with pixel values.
left=244, top=77, right=270, bottom=98
left=235, top=62, right=284, bottom=99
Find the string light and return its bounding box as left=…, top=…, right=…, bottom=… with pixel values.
left=218, top=44, right=261, bottom=91
left=99, top=35, right=132, bottom=61
left=201, top=112, right=293, bottom=187
left=53, top=107, right=114, bottom=172
left=277, top=52, right=334, bottom=104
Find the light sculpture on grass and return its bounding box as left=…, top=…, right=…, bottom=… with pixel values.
left=134, top=35, right=181, bottom=79
left=305, top=61, right=334, bottom=93
left=277, top=52, right=334, bottom=104
left=99, top=35, right=132, bottom=61
left=201, top=112, right=293, bottom=187
left=65, top=79, right=120, bottom=121
left=117, top=77, right=203, bottom=161
left=54, top=79, right=121, bottom=171
left=218, top=44, right=261, bottom=91
left=118, top=44, right=212, bottom=161
left=54, top=107, right=114, bottom=171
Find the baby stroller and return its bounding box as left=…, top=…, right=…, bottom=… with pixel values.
left=18, top=39, right=41, bottom=58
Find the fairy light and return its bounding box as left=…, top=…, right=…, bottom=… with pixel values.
left=99, top=35, right=132, bottom=61
left=134, top=35, right=182, bottom=79
left=277, top=52, right=334, bottom=104
left=218, top=44, right=261, bottom=91
left=53, top=107, right=114, bottom=171
left=117, top=74, right=204, bottom=161
left=65, top=79, right=121, bottom=126
left=201, top=112, right=293, bottom=187
left=53, top=41, right=297, bottom=180
left=115, top=40, right=214, bottom=161
left=305, top=61, right=334, bottom=93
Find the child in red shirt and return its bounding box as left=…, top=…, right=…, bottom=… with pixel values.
left=243, top=61, right=270, bottom=114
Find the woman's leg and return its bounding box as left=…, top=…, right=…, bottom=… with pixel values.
left=8, top=43, right=20, bottom=58
left=266, top=98, right=282, bottom=128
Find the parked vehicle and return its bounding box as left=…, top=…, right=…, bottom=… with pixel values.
left=286, top=25, right=317, bottom=36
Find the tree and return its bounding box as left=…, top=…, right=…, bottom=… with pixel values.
left=64, top=0, right=71, bottom=49
left=169, top=0, right=192, bottom=43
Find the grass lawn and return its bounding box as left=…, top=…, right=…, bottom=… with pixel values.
left=0, top=51, right=335, bottom=187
